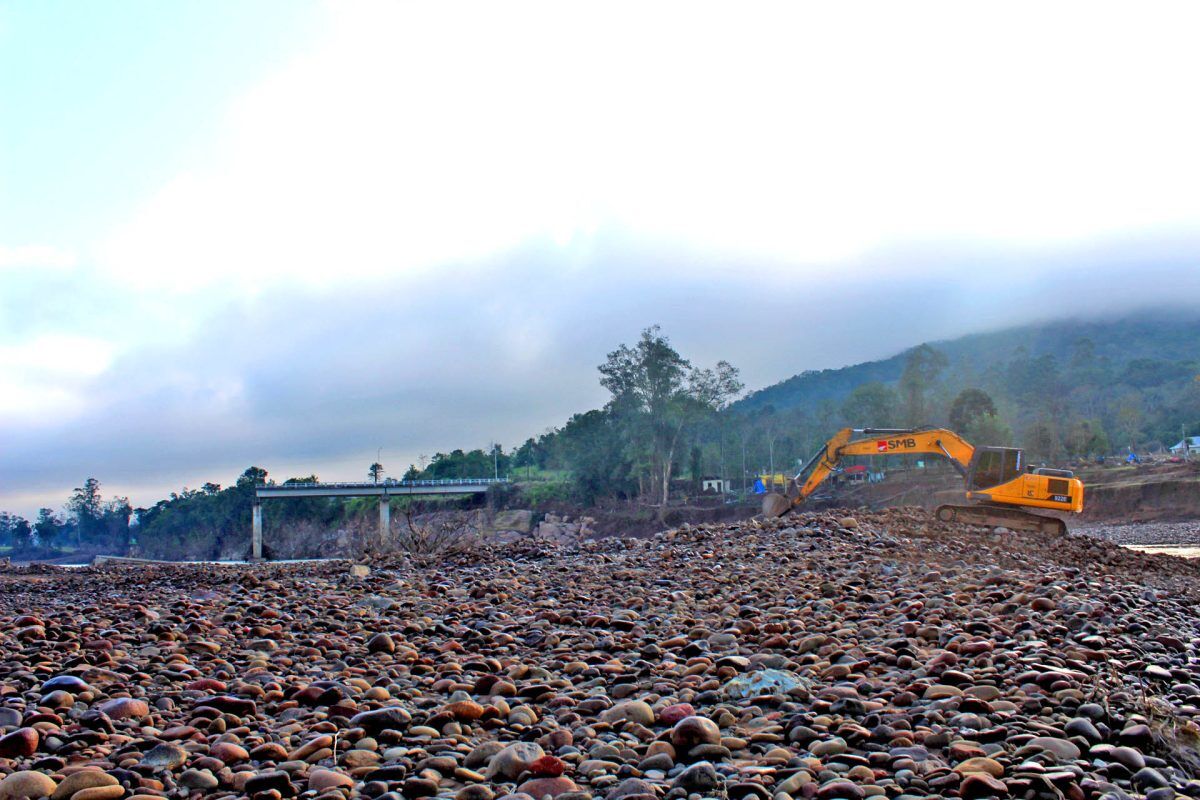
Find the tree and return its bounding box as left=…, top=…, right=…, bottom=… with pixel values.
left=237, top=466, right=269, bottom=487
left=0, top=512, right=25, bottom=549
left=1065, top=418, right=1109, bottom=458
left=969, top=413, right=1013, bottom=447
left=688, top=445, right=703, bottom=490
left=1115, top=396, right=1145, bottom=450
left=101, top=497, right=133, bottom=550
left=69, top=477, right=104, bottom=544
left=1026, top=419, right=1061, bottom=462
left=557, top=409, right=634, bottom=503
left=513, top=438, right=538, bottom=479
left=842, top=382, right=898, bottom=427
left=368, top=462, right=385, bottom=484
left=599, top=326, right=742, bottom=509
left=34, top=508, right=61, bottom=549
left=949, top=388, right=998, bottom=433
left=899, top=344, right=948, bottom=426
left=10, top=517, right=32, bottom=552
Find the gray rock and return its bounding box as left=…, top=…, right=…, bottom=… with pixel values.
left=723, top=668, right=808, bottom=699
left=672, top=762, right=722, bottom=793
left=179, top=768, right=219, bottom=790
left=486, top=742, right=546, bottom=781
left=141, top=742, right=188, bottom=770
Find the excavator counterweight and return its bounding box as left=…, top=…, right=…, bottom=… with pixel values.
left=763, top=427, right=1083, bottom=534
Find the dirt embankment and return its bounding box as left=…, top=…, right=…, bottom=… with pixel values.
left=1076, top=462, right=1200, bottom=522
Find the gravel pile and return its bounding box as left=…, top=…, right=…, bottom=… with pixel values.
left=0, top=508, right=1198, bottom=800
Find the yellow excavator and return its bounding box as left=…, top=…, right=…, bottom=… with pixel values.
left=762, top=427, right=1084, bottom=535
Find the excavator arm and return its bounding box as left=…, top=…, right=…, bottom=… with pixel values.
left=789, top=427, right=975, bottom=506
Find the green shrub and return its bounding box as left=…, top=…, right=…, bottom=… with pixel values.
left=524, top=481, right=573, bottom=506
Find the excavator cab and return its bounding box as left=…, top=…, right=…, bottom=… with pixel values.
left=963, top=445, right=1083, bottom=515
left=965, top=447, right=1024, bottom=491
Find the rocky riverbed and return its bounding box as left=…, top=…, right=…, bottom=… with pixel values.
left=1077, top=521, right=1200, bottom=548
left=0, top=508, right=1198, bottom=800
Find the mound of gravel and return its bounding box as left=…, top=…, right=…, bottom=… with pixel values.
left=0, top=508, right=1197, bottom=800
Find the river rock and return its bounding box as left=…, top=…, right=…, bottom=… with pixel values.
left=0, top=729, right=37, bottom=758
left=0, top=771, right=56, bottom=799
left=487, top=742, right=546, bottom=780
left=517, top=777, right=580, bottom=798
left=0, top=507, right=1195, bottom=800
left=672, top=762, right=722, bottom=792
left=98, top=697, right=149, bottom=720
left=141, top=742, right=188, bottom=769
left=600, top=700, right=655, bottom=726
left=722, top=668, right=807, bottom=699
left=50, top=771, right=116, bottom=800
left=670, top=715, right=722, bottom=754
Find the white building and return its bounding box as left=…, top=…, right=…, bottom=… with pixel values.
left=1169, top=436, right=1200, bottom=454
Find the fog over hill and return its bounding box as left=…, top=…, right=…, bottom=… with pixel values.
left=739, top=313, right=1200, bottom=416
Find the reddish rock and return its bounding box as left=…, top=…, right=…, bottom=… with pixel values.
left=658, top=703, right=696, bottom=725
left=193, top=695, right=256, bottom=716
left=0, top=728, right=37, bottom=758
left=670, top=716, right=721, bottom=752
left=516, top=777, right=579, bottom=799
left=367, top=633, right=395, bottom=653
left=185, top=678, right=227, bottom=692
left=961, top=773, right=1009, bottom=798
left=527, top=756, right=567, bottom=777
left=444, top=700, right=485, bottom=721
left=98, top=697, right=149, bottom=721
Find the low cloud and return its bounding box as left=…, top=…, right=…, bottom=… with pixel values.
left=0, top=245, right=76, bottom=271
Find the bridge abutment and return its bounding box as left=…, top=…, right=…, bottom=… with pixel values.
left=252, top=503, right=263, bottom=560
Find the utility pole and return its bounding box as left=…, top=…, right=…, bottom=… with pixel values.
left=741, top=437, right=747, bottom=495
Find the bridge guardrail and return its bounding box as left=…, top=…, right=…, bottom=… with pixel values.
left=259, top=478, right=509, bottom=490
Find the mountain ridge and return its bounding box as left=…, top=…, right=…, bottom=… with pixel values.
left=735, top=313, right=1200, bottom=417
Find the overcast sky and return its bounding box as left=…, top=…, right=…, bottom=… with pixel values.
left=2, top=1, right=1199, bottom=517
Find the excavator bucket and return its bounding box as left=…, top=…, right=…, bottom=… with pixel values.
left=761, top=492, right=792, bottom=518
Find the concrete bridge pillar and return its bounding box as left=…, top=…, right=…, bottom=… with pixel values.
left=252, top=503, right=263, bottom=561
left=379, top=497, right=391, bottom=538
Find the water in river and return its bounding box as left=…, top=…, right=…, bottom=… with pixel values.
left=1122, top=544, right=1200, bottom=559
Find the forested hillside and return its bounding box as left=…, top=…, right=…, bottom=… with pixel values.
left=721, top=314, right=1200, bottom=473
left=738, top=315, right=1200, bottom=416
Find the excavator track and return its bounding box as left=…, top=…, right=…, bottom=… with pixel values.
left=935, top=504, right=1067, bottom=536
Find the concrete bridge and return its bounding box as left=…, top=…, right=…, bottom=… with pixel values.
left=252, top=478, right=506, bottom=559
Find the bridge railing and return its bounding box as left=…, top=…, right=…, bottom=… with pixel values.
left=261, top=478, right=510, bottom=490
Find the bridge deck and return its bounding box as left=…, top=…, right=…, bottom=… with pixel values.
left=255, top=478, right=506, bottom=499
